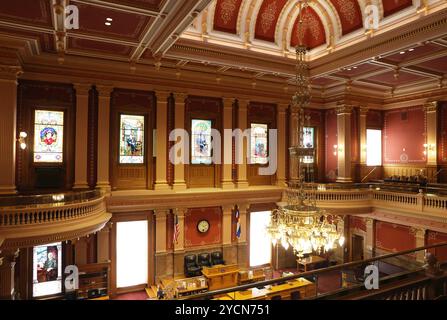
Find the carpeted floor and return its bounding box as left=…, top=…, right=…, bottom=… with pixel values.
left=113, top=291, right=148, bottom=300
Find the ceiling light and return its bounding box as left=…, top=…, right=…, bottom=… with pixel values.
left=106, top=18, right=113, bottom=22
left=400, top=51, right=405, bottom=54
left=409, top=48, right=414, bottom=52
left=105, top=22, right=112, bottom=26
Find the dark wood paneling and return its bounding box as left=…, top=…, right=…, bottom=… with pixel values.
left=16, top=80, right=76, bottom=191
left=88, top=87, right=98, bottom=188
left=110, top=88, right=155, bottom=190
left=185, top=96, right=223, bottom=188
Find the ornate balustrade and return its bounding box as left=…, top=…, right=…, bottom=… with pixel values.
left=0, top=190, right=111, bottom=250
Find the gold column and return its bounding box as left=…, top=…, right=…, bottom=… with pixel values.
left=336, top=105, right=353, bottom=183
left=96, top=85, right=113, bottom=192
left=0, top=249, right=19, bottom=300
left=359, top=107, right=368, bottom=165
left=173, top=93, right=187, bottom=190
left=365, top=218, right=375, bottom=259
left=425, top=102, right=438, bottom=166
left=0, top=65, right=21, bottom=194
left=222, top=98, right=235, bottom=189
left=154, top=91, right=170, bottom=190
left=154, top=209, right=169, bottom=254
left=73, top=83, right=91, bottom=189
left=236, top=100, right=249, bottom=188
left=413, top=227, right=427, bottom=263
left=97, top=223, right=112, bottom=263
left=289, top=105, right=299, bottom=182
left=222, top=205, right=234, bottom=246
left=277, top=103, right=288, bottom=187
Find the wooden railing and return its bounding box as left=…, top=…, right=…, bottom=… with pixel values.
left=0, top=195, right=105, bottom=227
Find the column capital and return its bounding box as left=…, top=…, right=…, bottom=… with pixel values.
left=236, top=203, right=250, bottom=212
left=336, top=104, right=353, bottom=115
left=174, top=207, right=188, bottom=217
left=0, top=65, right=23, bottom=81
left=410, top=227, right=426, bottom=238
left=278, top=103, right=289, bottom=113
left=424, top=101, right=438, bottom=113
left=222, top=97, right=235, bottom=108
left=73, top=83, right=91, bottom=96
left=0, top=248, right=19, bottom=266
left=238, top=99, right=250, bottom=109
left=290, top=105, right=300, bottom=114
left=359, top=106, right=369, bottom=116
left=96, top=85, right=114, bottom=98
left=155, top=91, right=170, bottom=101
left=173, top=92, right=187, bottom=103
left=222, top=204, right=235, bottom=213
left=365, top=217, right=375, bottom=227
left=154, top=209, right=169, bottom=218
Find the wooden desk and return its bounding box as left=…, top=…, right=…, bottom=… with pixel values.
left=202, top=264, right=239, bottom=291
left=265, top=278, right=316, bottom=300
left=297, top=256, right=327, bottom=272
left=226, top=288, right=268, bottom=300
left=238, top=268, right=266, bottom=285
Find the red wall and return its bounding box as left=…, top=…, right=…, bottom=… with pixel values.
left=439, top=102, right=447, bottom=164
left=367, top=109, right=383, bottom=129
left=383, top=106, right=426, bottom=164
left=325, top=109, right=338, bottom=181
left=426, top=231, right=447, bottom=263
left=184, top=207, right=222, bottom=248
left=375, top=221, right=416, bottom=252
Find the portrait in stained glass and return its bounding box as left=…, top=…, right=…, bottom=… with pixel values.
left=303, top=127, right=315, bottom=164
left=119, top=115, right=145, bottom=164
left=32, top=242, right=62, bottom=297
left=34, top=110, right=64, bottom=163
left=250, top=123, right=268, bottom=164
left=191, top=119, right=212, bottom=165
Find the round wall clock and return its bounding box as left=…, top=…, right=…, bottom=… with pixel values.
left=197, top=220, right=210, bottom=233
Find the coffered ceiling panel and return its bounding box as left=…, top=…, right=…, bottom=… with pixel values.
left=290, top=6, right=326, bottom=49
left=329, top=0, right=363, bottom=35
left=382, top=0, right=413, bottom=17
left=213, top=0, right=243, bottom=34
left=384, top=43, right=445, bottom=64
left=0, top=0, right=52, bottom=28
left=103, top=0, right=165, bottom=11
left=363, top=70, right=427, bottom=86
left=255, top=0, right=288, bottom=42
left=71, top=2, right=153, bottom=42
left=416, top=56, right=447, bottom=74
left=68, top=38, right=134, bottom=57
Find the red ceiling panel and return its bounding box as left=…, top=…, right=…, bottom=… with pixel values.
left=415, top=56, right=447, bottom=74
left=101, top=0, right=164, bottom=11
left=255, top=0, right=288, bottom=42
left=311, top=77, right=339, bottom=86
left=0, top=0, right=52, bottom=28
left=329, top=0, right=363, bottom=35
left=382, top=0, right=413, bottom=17
left=385, top=43, right=445, bottom=63
left=71, top=3, right=153, bottom=42
left=68, top=38, right=134, bottom=57
left=331, top=62, right=383, bottom=78
left=364, top=70, right=426, bottom=86
left=290, top=6, right=326, bottom=49
left=0, top=27, right=55, bottom=53
left=213, top=0, right=243, bottom=34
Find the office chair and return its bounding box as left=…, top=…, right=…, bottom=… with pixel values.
left=197, top=253, right=212, bottom=268
left=211, top=251, right=225, bottom=265
left=184, top=254, right=202, bottom=277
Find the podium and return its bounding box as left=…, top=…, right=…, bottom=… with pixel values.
left=201, top=264, right=239, bottom=291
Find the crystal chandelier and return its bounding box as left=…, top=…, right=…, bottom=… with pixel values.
left=266, top=0, right=345, bottom=258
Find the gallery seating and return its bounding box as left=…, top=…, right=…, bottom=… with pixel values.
left=211, top=251, right=225, bottom=265
left=197, top=253, right=212, bottom=268
left=184, top=254, right=202, bottom=277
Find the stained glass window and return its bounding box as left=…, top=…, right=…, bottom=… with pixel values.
left=34, top=110, right=64, bottom=163
left=119, top=115, right=145, bottom=164
left=32, top=242, right=62, bottom=297
left=191, top=119, right=212, bottom=165
left=303, top=127, right=314, bottom=164
left=251, top=123, right=268, bottom=164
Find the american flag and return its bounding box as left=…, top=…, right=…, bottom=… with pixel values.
left=235, top=208, right=241, bottom=239
left=173, top=214, right=180, bottom=244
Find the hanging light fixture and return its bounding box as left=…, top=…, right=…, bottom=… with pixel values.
left=267, top=0, right=345, bottom=258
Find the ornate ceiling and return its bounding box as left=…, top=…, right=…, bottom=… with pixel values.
left=0, top=0, right=446, bottom=103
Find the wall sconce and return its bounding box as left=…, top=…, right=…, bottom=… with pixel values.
left=333, top=145, right=338, bottom=156
left=17, top=132, right=28, bottom=150
left=423, top=143, right=435, bottom=156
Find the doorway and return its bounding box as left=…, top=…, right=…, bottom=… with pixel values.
left=351, top=235, right=364, bottom=261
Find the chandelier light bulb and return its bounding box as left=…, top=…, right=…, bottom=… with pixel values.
left=20, top=142, right=27, bottom=150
